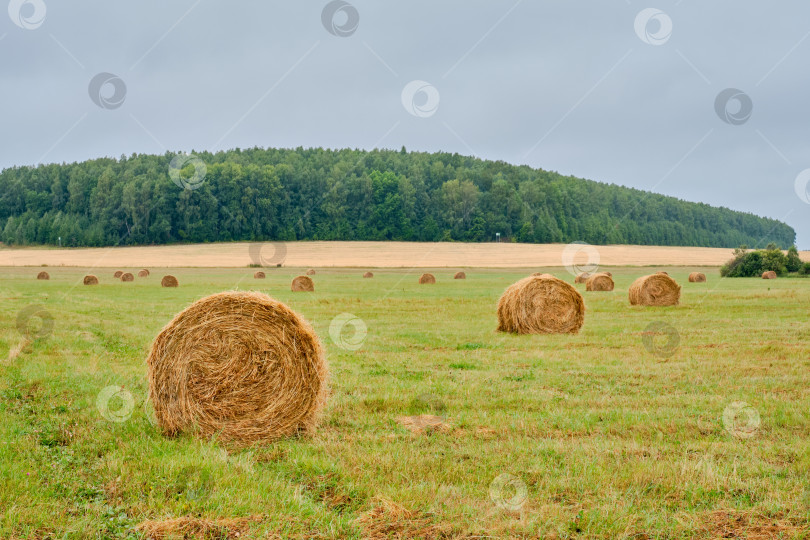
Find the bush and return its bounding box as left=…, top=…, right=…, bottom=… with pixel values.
left=720, top=245, right=788, bottom=277
left=800, top=262, right=810, bottom=276
left=786, top=246, right=802, bottom=273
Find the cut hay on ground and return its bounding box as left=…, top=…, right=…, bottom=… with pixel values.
left=254, top=271, right=266, bottom=279
left=497, top=274, right=585, bottom=334
left=120, top=272, right=134, bottom=282
left=161, top=275, right=179, bottom=287
left=419, top=273, right=436, bottom=284
left=305, top=268, right=316, bottom=275
left=363, top=271, right=374, bottom=278
left=83, top=275, right=98, bottom=285
left=36, top=271, right=49, bottom=280
left=136, top=515, right=263, bottom=539
left=397, top=415, right=451, bottom=434
left=291, top=275, right=314, bottom=292
left=146, top=291, right=328, bottom=447
left=629, top=274, right=681, bottom=306
left=454, top=271, right=466, bottom=279
left=113, top=270, right=123, bottom=278
left=586, top=273, right=614, bottom=292
left=138, top=269, right=150, bottom=277
left=574, top=272, right=590, bottom=284
left=688, top=272, right=707, bottom=282
left=762, top=271, right=777, bottom=279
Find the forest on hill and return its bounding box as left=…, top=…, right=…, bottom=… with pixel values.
left=0, top=147, right=796, bottom=248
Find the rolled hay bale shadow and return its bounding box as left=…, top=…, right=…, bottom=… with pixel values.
left=291, top=276, right=314, bottom=292
left=688, top=272, right=707, bottom=283
left=36, top=271, right=50, bottom=280
left=254, top=271, right=266, bottom=279
left=454, top=271, right=466, bottom=279
left=629, top=274, right=681, bottom=306
left=113, top=270, right=124, bottom=278
left=762, top=271, right=777, bottom=279
left=305, top=268, right=316, bottom=276
left=83, top=275, right=99, bottom=285
left=121, top=272, right=135, bottom=282
left=497, top=274, right=585, bottom=334
left=161, top=275, right=179, bottom=288
left=363, top=272, right=374, bottom=278
left=585, top=273, right=614, bottom=292
left=138, top=269, right=150, bottom=278
left=146, top=291, right=328, bottom=447
left=419, top=273, right=436, bottom=284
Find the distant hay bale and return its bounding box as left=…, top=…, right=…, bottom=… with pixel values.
left=305, top=269, right=316, bottom=276
left=656, top=271, right=669, bottom=275
left=254, top=271, right=266, bottom=279
left=113, top=270, right=123, bottom=278
left=36, top=271, right=49, bottom=280
left=688, top=272, right=707, bottom=283
left=496, top=274, right=585, bottom=334
left=532, top=273, right=554, bottom=278
left=419, top=273, right=436, bottom=284
left=83, top=275, right=99, bottom=285
left=762, top=271, right=777, bottom=279
left=146, top=291, right=328, bottom=447
left=121, top=272, right=134, bottom=282
left=585, top=273, right=614, bottom=292
left=603, top=272, right=612, bottom=277
left=161, top=275, right=179, bottom=288
left=291, top=276, right=314, bottom=292
left=138, top=269, right=150, bottom=277
left=629, top=274, right=681, bottom=306
left=574, top=272, right=590, bottom=284
left=363, top=271, right=374, bottom=278
left=454, top=271, right=466, bottom=279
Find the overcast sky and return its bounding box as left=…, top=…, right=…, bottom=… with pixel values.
left=2, top=1, right=809, bottom=247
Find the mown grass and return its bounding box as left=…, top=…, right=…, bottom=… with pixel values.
left=1, top=266, right=809, bottom=538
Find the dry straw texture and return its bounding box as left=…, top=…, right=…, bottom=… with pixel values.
left=419, top=273, right=436, bottom=284
left=146, top=291, right=328, bottom=447
left=136, top=515, right=263, bottom=539
left=253, top=271, right=266, bottom=279
left=497, top=274, right=585, bottom=334
left=291, top=275, right=314, bottom=292
left=454, top=271, right=466, bottom=279
left=36, top=271, right=49, bottom=280
left=363, top=271, right=374, bottom=278
left=138, top=269, right=150, bottom=278
left=574, top=272, right=590, bottom=284
left=586, top=273, right=615, bottom=291
left=305, top=268, right=316, bottom=275
left=113, top=270, right=123, bottom=278
left=762, top=271, right=777, bottom=279
left=121, top=272, right=135, bottom=282
left=83, top=275, right=98, bottom=285
left=161, top=275, right=179, bottom=287
left=629, top=274, right=681, bottom=306
left=688, top=272, right=707, bottom=283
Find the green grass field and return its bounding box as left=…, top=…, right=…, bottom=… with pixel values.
left=1, top=266, right=809, bottom=539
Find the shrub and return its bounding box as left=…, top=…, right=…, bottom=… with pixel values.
left=786, top=246, right=802, bottom=273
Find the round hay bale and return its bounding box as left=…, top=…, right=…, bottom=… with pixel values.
left=120, top=272, right=134, bottom=282
left=629, top=274, right=681, bottom=306
left=113, top=270, right=123, bottom=278
left=305, top=269, right=316, bottom=276
left=83, top=275, right=99, bottom=285
left=419, top=273, right=436, bottom=284
left=363, top=271, right=374, bottom=278
left=454, top=271, right=466, bottom=279
left=762, top=271, right=777, bottom=279
left=585, top=273, right=614, bottom=292
left=688, top=272, right=707, bottom=283
left=574, top=272, right=590, bottom=284
left=291, top=276, right=314, bottom=292
left=161, top=275, right=179, bottom=288
left=254, top=271, right=266, bottom=279
left=36, top=271, right=50, bottom=280
left=146, top=291, right=328, bottom=447
left=138, top=269, right=150, bottom=277
left=496, top=274, right=585, bottom=334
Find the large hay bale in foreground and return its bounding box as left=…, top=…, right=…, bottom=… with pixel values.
left=121, top=272, right=134, bottom=282
left=454, top=271, right=466, bottom=279
left=574, top=273, right=590, bottom=284
left=688, top=272, right=707, bottom=283
left=36, top=271, right=49, bottom=280
left=629, top=274, right=681, bottom=306
left=254, top=271, right=266, bottom=279
left=419, top=273, right=436, bottom=284
left=762, top=271, right=777, bottom=279
left=146, top=291, right=328, bottom=447
left=291, top=276, right=314, bottom=292
left=497, top=274, right=585, bottom=334
left=161, top=275, right=179, bottom=287
left=363, top=271, right=374, bottom=278
left=83, top=275, right=99, bottom=285
left=305, top=268, right=316, bottom=276
left=586, top=273, right=614, bottom=292
left=113, top=270, right=123, bottom=278
left=138, top=269, right=150, bottom=278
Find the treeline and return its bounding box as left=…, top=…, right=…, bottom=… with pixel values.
left=0, top=147, right=796, bottom=248
left=721, top=244, right=809, bottom=277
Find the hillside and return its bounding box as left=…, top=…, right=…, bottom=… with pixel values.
left=0, top=147, right=796, bottom=248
